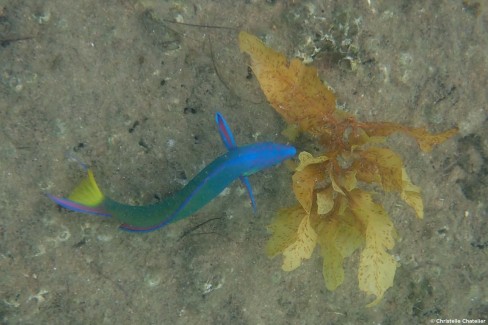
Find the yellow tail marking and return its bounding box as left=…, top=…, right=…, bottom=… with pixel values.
left=68, top=169, right=105, bottom=206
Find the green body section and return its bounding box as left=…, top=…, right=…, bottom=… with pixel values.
left=101, top=142, right=294, bottom=230
left=101, top=154, right=231, bottom=228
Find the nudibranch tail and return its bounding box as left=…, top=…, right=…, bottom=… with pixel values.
left=49, top=169, right=111, bottom=217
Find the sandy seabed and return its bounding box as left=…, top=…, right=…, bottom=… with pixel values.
left=0, top=1, right=486, bottom=324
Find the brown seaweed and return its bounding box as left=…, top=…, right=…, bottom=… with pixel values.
left=239, top=31, right=458, bottom=306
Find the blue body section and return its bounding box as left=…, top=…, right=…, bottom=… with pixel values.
left=114, top=142, right=296, bottom=232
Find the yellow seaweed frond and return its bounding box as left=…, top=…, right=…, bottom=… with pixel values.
left=317, top=218, right=346, bottom=291
left=332, top=209, right=364, bottom=258
left=296, top=151, right=329, bottom=171
left=266, top=206, right=317, bottom=271
left=328, top=167, right=357, bottom=196
left=316, top=187, right=334, bottom=215
left=317, top=208, right=364, bottom=291
left=349, top=189, right=398, bottom=306
left=293, top=152, right=328, bottom=213
left=266, top=206, right=304, bottom=258
left=360, top=121, right=458, bottom=152
left=400, top=168, right=424, bottom=219
left=239, top=31, right=348, bottom=135
left=357, top=147, right=404, bottom=192
left=281, top=124, right=301, bottom=141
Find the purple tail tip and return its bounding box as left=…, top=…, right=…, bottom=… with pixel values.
left=48, top=194, right=111, bottom=218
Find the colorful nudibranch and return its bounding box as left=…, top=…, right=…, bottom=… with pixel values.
left=49, top=113, right=296, bottom=232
